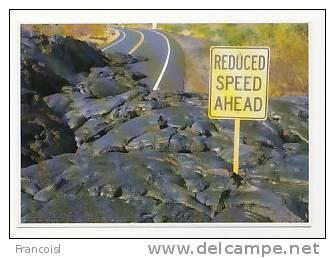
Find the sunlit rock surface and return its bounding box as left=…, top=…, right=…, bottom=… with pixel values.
left=22, top=89, right=308, bottom=223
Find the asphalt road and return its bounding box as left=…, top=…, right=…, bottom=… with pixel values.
left=102, top=27, right=184, bottom=92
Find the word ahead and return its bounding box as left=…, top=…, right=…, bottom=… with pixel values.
left=209, top=46, right=270, bottom=120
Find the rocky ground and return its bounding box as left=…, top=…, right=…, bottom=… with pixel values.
left=21, top=33, right=309, bottom=223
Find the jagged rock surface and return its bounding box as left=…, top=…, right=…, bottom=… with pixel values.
left=21, top=33, right=309, bottom=223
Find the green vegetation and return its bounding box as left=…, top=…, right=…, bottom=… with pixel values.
left=160, top=24, right=308, bottom=96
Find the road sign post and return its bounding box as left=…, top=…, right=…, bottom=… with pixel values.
left=208, top=46, right=270, bottom=174
left=233, top=118, right=240, bottom=174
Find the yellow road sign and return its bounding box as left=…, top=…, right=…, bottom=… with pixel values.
left=208, top=46, right=270, bottom=174
left=209, top=46, right=270, bottom=120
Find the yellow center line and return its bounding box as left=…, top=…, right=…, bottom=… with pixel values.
left=127, top=28, right=144, bottom=55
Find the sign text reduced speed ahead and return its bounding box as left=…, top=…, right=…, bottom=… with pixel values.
left=208, top=46, right=270, bottom=120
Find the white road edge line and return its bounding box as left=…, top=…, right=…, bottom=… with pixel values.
left=101, top=30, right=126, bottom=52
left=151, top=30, right=171, bottom=91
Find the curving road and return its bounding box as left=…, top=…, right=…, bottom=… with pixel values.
left=102, top=27, right=184, bottom=92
